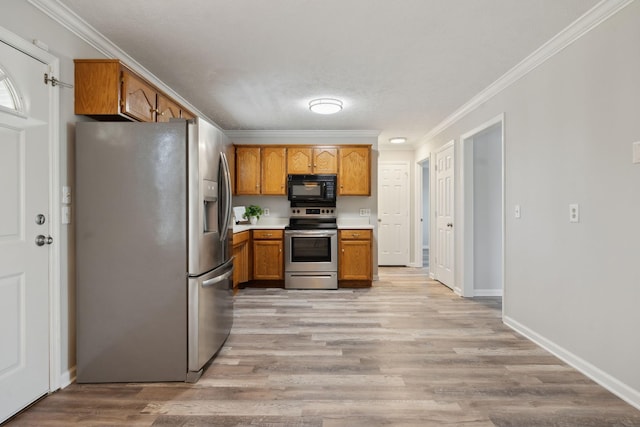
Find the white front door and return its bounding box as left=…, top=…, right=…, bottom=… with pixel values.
left=378, top=162, right=410, bottom=266
left=0, top=40, right=51, bottom=423
left=435, top=142, right=454, bottom=288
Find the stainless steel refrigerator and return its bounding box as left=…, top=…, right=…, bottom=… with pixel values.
left=75, top=119, right=233, bottom=383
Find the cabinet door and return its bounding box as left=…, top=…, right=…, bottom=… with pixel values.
left=181, top=109, right=196, bottom=120
left=287, top=147, right=313, bottom=174
left=156, top=94, right=181, bottom=123
left=339, top=239, right=372, bottom=280
left=338, top=146, right=371, bottom=196
left=253, top=240, right=283, bottom=280
left=232, top=231, right=250, bottom=288
left=235, top=147, right=261, bottom=195
left=121, top=70, right=157, bottom=122
left=313, top=147, right=338, bottom=174
left=261, top=147, right=287, bottom=195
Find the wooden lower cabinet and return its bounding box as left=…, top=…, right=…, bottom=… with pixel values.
left=252, top=229, right=284, bottom=280
left=339, top=229, right=372, bottom=285
left=232, top=230, right=250, bottom=290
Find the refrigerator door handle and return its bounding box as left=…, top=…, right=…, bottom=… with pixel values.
left=202, top=267, right=233, bottom=287
left=219, top=152, right=233, bottom=242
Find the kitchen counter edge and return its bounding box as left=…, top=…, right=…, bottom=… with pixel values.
left=232, top=223, right=374, bottom=233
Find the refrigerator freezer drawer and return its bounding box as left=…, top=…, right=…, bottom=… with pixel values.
left=188, top=258, right=234, bottom=378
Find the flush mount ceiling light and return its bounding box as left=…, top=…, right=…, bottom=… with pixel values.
left=309, top=98, right=343, bottom=115
left=389, top=137, right=407, bottom=144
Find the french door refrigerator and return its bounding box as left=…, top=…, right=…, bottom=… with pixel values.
left=75, top=119, right=233, bottom=383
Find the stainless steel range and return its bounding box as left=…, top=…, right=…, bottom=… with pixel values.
left=284, top=205, right=338, bottom=289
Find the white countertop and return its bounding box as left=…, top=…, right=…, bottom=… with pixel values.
left=232, top=217, right=374, bottom=233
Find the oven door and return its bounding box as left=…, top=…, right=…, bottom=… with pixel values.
left=284, top=229, right=338, bottom=272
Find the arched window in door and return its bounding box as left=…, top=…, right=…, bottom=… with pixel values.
left=0, top=64, right=24, bottom=115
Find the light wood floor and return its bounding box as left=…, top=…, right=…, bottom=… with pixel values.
left=6, top=267, right=640, bottom=426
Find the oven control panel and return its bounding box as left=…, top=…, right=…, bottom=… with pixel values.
left=290, top=207, right=336, bottom=218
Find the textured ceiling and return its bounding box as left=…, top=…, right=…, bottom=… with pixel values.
left=58, top=0, right=599, bottom=147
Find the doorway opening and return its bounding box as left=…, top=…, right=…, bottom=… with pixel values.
left=420, top=159, right=430, bottom=270
left=461, top=114, right=504, bottom=298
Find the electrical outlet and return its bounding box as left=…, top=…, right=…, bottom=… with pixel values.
left=359, top=208, right=371, bottom=216
left=263, top=208, right=270, bottom=216
left=569, top=204, right=579, bottom=223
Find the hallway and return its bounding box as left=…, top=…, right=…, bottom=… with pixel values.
left=6, top=267, right=640, bottom=426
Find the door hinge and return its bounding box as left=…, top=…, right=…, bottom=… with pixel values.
left=44, top=73, right=73, bottom=88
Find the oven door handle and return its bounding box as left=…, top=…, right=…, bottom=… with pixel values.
left=285, top=231, right=337, bottom=238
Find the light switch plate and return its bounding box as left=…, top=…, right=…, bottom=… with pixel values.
left=62, top=185, right=71, bottom=204
left=62, top=206, right=71, bottom=224
left=514, top=204, right=521, bottom=219
left=633, top=141, right=640, bottom=164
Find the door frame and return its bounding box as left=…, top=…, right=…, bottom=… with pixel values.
left=0, top=26, right=62, bottom=392
left=459, top=113, right=505, bottom=299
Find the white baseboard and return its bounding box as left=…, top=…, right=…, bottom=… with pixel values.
left=474, top=288, right=503, bottom=297
left=57, top=366, right=76, bottom=390
left=504, top=315, right=640, bottom=411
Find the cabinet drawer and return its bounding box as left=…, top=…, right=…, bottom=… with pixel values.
left=233, top=230, right=250, bottom=245
left=339, top=229, right=372, bottom=240
left=252, top=229, right=283, bottom=240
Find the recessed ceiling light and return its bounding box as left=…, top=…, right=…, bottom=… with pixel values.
left=389, top=137, right=407, bottom=144
left=309, top=98, right=343, bottom=114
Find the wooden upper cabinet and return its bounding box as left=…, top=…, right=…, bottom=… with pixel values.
left=313, top=147, right=338, bottom=174
left=287, top=147, right=313, bottom=174
left=235, top=146, right=261, bottom=195
left=180, top=109, right=196, bottom=120
left=338, top=146, right=371, bottom=196
left=156, top=93, right=181, bottom=123
left=287, top=147, right=337, bottom=174
left=261, top=147, right=287, bottom=195
left=121, top=70, right=157, bottom=122
left=74, top=59, right=195, bottom=122
left=74, top=59, right=122, bottom=117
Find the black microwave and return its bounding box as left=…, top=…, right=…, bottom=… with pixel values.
left=287, top=174, right=337, bottom=204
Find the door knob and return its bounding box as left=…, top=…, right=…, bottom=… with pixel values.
left=35, top=235, right=53, bottom=246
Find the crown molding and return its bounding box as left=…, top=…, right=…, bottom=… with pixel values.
left=27, top=0, right=213, bottom=124
left=419, top=0, right=634, bottom=144
left=224, top=130, right=380, bottom=139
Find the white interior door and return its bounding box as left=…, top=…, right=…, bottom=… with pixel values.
left=0, top=40, right=51, bottom=423
left=435, top=143, right=454, bottom=288
left=378, top=162, right=409, bottom=266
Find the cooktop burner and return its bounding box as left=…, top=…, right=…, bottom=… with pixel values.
left=287, top=206, right=337, bottom=230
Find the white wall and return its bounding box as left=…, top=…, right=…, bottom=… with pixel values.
left=417, top=1, right=640, bottom=407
